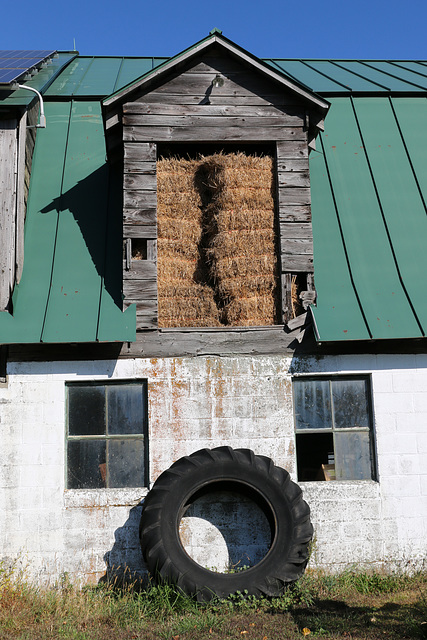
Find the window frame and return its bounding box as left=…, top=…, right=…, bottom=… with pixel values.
left=292, top=374, right=377, bottom=482
left=65, top=379, right=149, bottom=490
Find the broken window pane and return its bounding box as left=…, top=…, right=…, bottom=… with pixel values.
left=294, top=377, right=375, bottom=482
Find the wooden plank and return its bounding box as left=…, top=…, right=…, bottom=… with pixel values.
left=124, top=173, right=157, bottom=190
left=277, top=187, right=311, bottom=206
left=147, top=240, right=157, bottom=261
left=123, top=160, right=156, bottom=174
left=124, top=102, right=304, bottom=119
left=147, top=71, right=285, bottom=97
left=123, top=279, right=157, bottom=300
left=0, top=119, right=17, bottom=310
left=136, top=91, right=299, bottom=107
left=281, top=273, right=292, bottom=324
left=276, top=140, right=308, bottom=158
left=123, top=125, right=306, bottom=142
left=281, top=255, right=313, bottom=271
left=15, top=112, right=26, bottom=284
left=122, top=113, right=304, bottom=128
left=279, top=222, right=313, bottom=239
left=276, top=158, right=309, bottom=172
left=124, top=190, right=157, bottom=209
left=122, top=260, right=157, bottom=279
left=124, top=142, right=157, bottom=161
left=123, top=208, right=157, bottom=225
left=281, top=238, right=313, bottom=255
left=278, top=205, right=311, bottom=222
left=277, top=171, right=310, bottom=188
left=124, top=299, right=158, bottom=330
left=119, top=326, right=300, bottom=358
left=123, top=224, right=157, bottom=239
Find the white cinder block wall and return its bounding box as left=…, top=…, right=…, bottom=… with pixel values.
left=0, top=353, right=426, bottom=583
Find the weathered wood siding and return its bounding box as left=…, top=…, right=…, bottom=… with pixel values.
left=0, top=104, right=39, bottom=311
left=0, top=119, right=18, bottom=311
left=121, top=51, right=314, bottom=328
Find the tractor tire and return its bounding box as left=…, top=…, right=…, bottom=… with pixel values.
left=139, top=446, right=313, bottom=601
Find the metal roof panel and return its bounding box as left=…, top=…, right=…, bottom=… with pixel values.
left=309, top=149, right=370, bottom=340
left=315, top=98, right=422, bottom=339
left=269, top=60, right=346, bottom=93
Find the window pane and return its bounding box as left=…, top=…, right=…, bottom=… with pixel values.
left=294, top=379, right=332, bottom=430
left=108, top=439, right=145, bottom=488
left=107, top=384, right=145, bottom=435
left=332, top=379, right=370, bottom=429
left=68, top=386, right=105, bottom=436
left=67, top=440, right=106, bottom=489
left=334, top=430, right=373, bottom=480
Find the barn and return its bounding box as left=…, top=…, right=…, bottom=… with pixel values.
left=0, top=31, right=426, bottom=587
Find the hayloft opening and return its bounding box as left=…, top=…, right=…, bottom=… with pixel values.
left=156, top=144, right=281, bottom=328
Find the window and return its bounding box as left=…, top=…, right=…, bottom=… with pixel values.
left=66, top=381, right=148, bottom=489
left=293, top=376, right=375, bottom=482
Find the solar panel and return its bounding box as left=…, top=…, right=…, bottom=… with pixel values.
left=0, top=50, right=56, bottom=85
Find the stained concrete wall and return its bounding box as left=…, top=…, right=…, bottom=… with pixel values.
left=0, top=353, right=426, bottom=583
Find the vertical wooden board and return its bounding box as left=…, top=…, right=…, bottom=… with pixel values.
left=0, top=120, right=17, bottom=310
left=15, top=112, right=27, bottom=285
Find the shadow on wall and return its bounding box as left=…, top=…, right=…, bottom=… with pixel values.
left=100, top=491, right=273, bottom=587
left=101, top=503, right=149, bottom=587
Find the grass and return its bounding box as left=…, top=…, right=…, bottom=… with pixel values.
left=0, top=562, right=426, bottom=640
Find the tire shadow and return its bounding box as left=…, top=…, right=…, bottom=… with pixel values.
left=99, top=503, right=149, bottom=588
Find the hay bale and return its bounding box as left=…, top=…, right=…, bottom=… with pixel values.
left=156, top=152, right=279, bottom=328
left=199, top=153, right=279, bottom=326
left=157, top=157, right=220, bottom=328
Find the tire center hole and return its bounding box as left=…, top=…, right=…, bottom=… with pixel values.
left=178, top=484, right=273, bottom=574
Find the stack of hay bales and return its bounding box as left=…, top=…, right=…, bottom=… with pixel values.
left=156, top=152, right=279, bottom=328
left=202, top=153, right=279, bottom=326
left=157, top=157, right=221, bottom=327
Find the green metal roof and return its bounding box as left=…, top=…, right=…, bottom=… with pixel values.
left=310, top=96, right=427, bottom=341
left=42, top=57, right=427, bottom=98
left=45, top=56, right=168, bottom=97
left=1, top=40, right=427, bottom=345
left=0, top=100, right=135, bottom=343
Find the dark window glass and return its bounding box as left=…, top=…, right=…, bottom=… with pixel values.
left=294, top=377, right=374, bottom=482
left=68, top=440, right=106, bottom=489
left=67, top=381, right=147, bottom=489
left=108, top=439, right=145, bottom=488
left=68, top=386, right=105, bottom=436
left=108, top=384, right=144, bottom=435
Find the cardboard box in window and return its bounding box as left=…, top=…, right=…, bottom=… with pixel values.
left=316, top=464, right=336, bottom=481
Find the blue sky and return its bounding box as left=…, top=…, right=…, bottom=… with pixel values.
left=3, top=0, right=427, bottom=59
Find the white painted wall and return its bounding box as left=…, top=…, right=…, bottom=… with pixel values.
left=0, top=353, right=426, bottom=584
